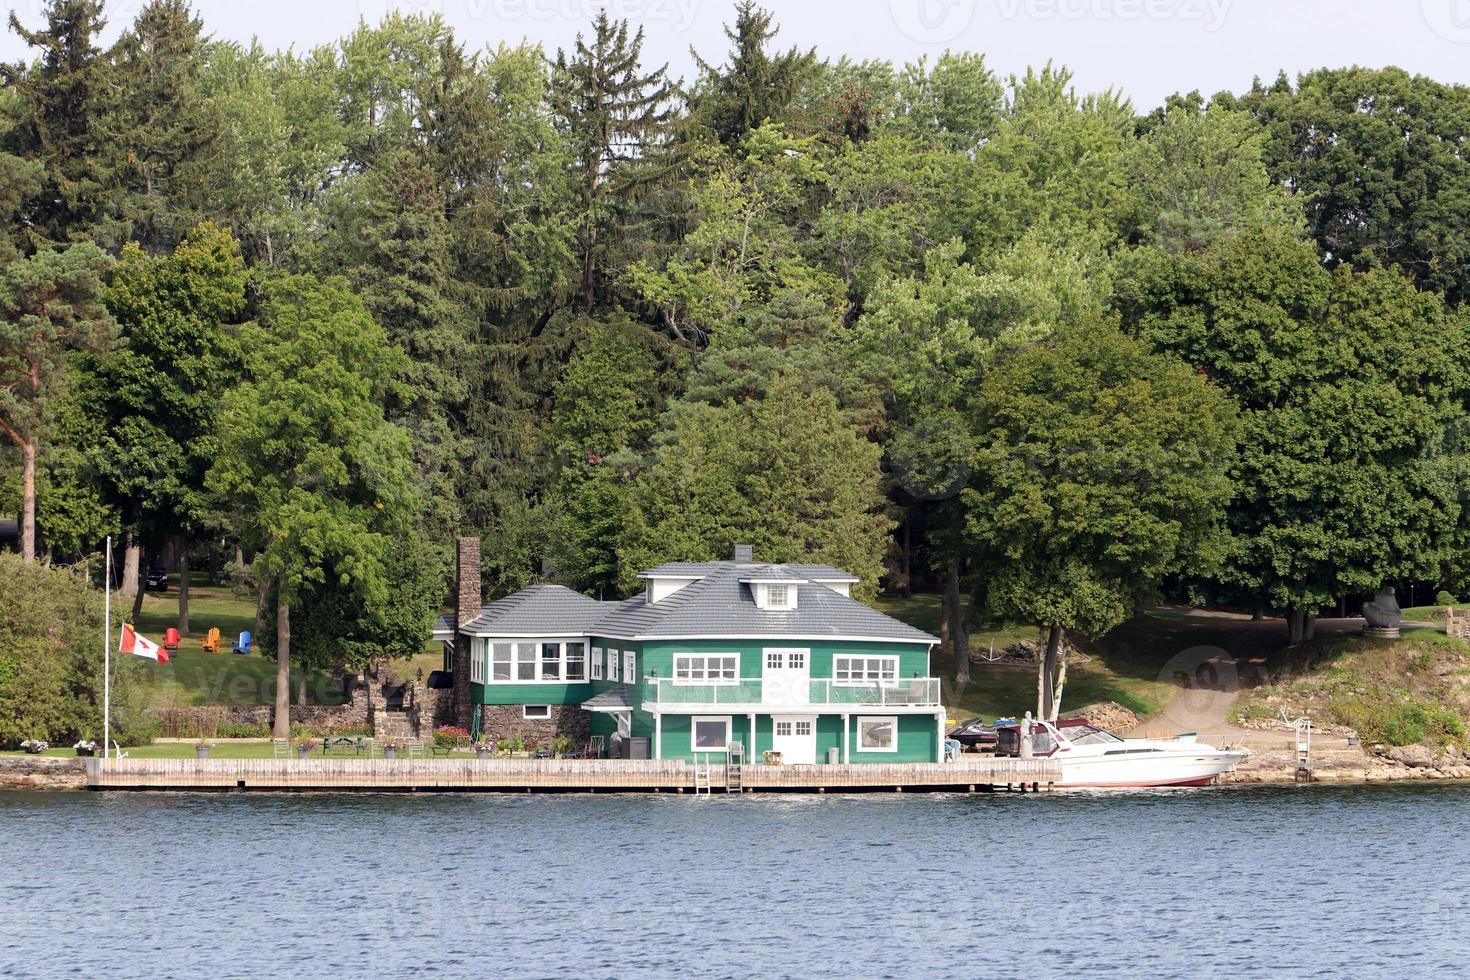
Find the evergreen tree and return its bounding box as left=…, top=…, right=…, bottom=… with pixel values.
left=550, top=11, right=675, bottom=311
left=105, top=0, right=221, bottom=254
left=0, top=243, right=113, bottom=560
left=1, top=0, right=117, bottom=250
left=689, top=2, right=818, bottom=147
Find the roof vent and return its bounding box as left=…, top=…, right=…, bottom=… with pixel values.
left=732, top=543, right=753, bottom=563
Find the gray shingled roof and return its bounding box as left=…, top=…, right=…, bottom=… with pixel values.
left=593, top=563, right=938, bottom=644
left=582, top=684, right=634, bottom=712
left=432, top=612, right=455, bottom=634
left=460, top=584, right=614, bottom=635
left=640, top=560, right=858, bottom=582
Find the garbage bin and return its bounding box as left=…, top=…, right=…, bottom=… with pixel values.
left=626, top=736, right=651, bottom=760
left=826, top=746, right=840, bottom=765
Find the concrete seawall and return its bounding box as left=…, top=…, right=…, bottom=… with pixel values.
left=85, top=757, right=1061, bottom=793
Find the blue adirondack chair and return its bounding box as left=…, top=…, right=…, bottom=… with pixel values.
left=231, top=630, right=253, bottom=655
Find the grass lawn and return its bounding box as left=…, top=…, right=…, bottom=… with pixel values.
left=4, top=741, right=289, bottom=759
left=125, top=582, right=440, bottom=708
left=874, top=594, right=1188, bottom=724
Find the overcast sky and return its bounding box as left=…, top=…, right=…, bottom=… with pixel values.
left=3, top=0, right=1469, bottom=109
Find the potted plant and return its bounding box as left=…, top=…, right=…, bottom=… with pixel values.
left=550, top=734, right=573, bottom=759
left=74, top=739, right=99, bottom=757
left=382, top=739, right=403, bottom=760
left=195, top=739, right=213, bottom=760
left=297, top=739, right=317, bottom=759
left=472, top=740, right=492, bottom=760
left=20, top=739, right=49, bottom=754
left=499, top=734, right=525, bottom=757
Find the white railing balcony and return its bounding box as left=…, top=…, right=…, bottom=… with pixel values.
left=647, top=677, right=941, bottom=709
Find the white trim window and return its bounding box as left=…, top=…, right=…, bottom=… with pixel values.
left=515, top=643, right=536, bottom=681
left=491, top=642, right=514, bottom=682
left=673, top=654, right=739, bottom=684
left=565, top=642, right=586, bottom=682
left=541, top=642, right=562, bottom=680
left=523, top=705, right=552, bottom=720
left=834, top=655, right=898, bottom=686
left=857, top=716, right=898, bottom=753
left=591, top=647, right=604, bottom=680
left=767, top=583, right=790, bottom=608
left=470, top=640, right=485, bottom=684
left=608, top=648, right=621, bottom=682
left=623, top=651, right=636, bottom=685
left=691, top=716, right=731, bottom=753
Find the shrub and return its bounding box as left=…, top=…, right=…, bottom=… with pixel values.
left=0, top=555, right=154, bottom=747
left=1435, top=591, right=1460, bottom=608
left=498, top=734, right=525, bottom=753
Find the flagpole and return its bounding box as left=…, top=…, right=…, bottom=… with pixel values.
left=103, top=535, right=111, bottom=761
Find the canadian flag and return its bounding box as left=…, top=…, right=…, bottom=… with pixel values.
left=120, top=623, right=168, bottom=663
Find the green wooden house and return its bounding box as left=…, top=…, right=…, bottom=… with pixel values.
left=437, top=542, right=943, bottom=764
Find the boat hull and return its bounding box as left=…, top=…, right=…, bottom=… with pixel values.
left=1056, top=750, right=1247, bottom=788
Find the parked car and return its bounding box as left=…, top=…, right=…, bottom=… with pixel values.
left=145, top=563, right=169, bottom=591
left=946, top=717, right=998, bottom=750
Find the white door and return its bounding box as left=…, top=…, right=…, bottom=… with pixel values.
left=762, top=648, right=810, bottom=705
left=772, top=716, right=817, bottom=764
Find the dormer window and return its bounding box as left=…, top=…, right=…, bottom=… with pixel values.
left=751, top=580, right=800, bottom=610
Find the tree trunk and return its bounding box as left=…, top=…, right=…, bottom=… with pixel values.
left=255, top=571, right=269, bottom=637
left=119, top=537, right=140, bottom=599
left=1039, top=624, right=1065, bottom=721
left=939, top=581, right=953, bottom=658
left=295, top=670, right=306, bottom=707
left=1288, top=607, right=1305, bottom=644
left=19, top=439, right=35, bottom=561
left=273, top=594, right=291, bottom=739
left=130, top=543, right=147, bottom=623
left=177, top=534, right=190, bottom=637
left=900, top=518, right=912, bottom=599
left=1304, top=612, right=1316, bottom=642
left=946, top=557, right=970, bottom=683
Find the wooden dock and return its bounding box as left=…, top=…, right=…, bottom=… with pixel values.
left=85, top=757, right=1059, bottom=794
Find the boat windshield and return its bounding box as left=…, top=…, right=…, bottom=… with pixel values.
left=1059, top=724, right=1124, bottom=746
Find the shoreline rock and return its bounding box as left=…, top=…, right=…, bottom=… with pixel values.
left=0, top=756, right=87, bottom=790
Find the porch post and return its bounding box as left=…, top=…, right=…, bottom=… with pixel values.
left=936, top=710, right=944, bottom=762
left=842, top=712, right=849, bottom=764
left=654, top=711, right=662, bottom=760
left=749, top=712, right=756, bottom=761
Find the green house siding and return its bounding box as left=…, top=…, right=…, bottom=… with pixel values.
left=478, top=683, right=593, bottom=705
left=635, top=637, right=932, bottom=684
left=652, top=711, right=938, bottom=763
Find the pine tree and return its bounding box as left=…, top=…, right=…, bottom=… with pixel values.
left=550, top=11, right=675, bottom=311
left=690, top=2, right=818, bottom=147
left=106, top=0, right=221, bottom=254
left=0, top=0, right=117, bottom=250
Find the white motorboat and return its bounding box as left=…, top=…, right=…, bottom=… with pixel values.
left=996, top=718, right=1249, bottom=788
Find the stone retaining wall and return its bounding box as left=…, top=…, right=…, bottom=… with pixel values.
left=479, top=704, right=590, bottom=746
left=0, top=756, right=87, bottom=790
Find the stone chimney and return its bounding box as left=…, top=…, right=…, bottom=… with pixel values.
left=456, top=537, right=482, bottom=627
left=732, top=543, right=753, bottom=563
left=452, top=536, right=481, bottom=730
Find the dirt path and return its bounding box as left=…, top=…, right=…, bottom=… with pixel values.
left=1118, top=608, right=1368, bottom=748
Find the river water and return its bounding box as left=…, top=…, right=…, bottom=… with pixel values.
left=1, top=784, right=1465, bottom=978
